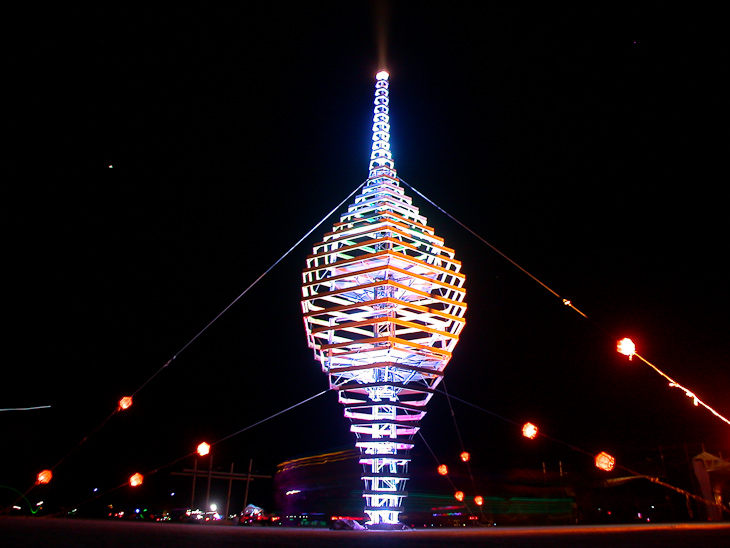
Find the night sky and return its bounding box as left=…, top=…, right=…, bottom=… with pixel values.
left=4, top=3, right=727, bottom=514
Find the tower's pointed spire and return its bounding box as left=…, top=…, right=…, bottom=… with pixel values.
left=369, top=70, right=396, bottom=179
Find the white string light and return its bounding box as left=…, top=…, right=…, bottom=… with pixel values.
left=617, top=338, right=730, bottom=426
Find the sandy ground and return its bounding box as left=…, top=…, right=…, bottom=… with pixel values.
left=1, top=517, right=728, bottom=548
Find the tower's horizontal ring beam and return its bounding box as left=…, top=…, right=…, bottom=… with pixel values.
left=326, top=361, right=446, bottom=377
left=359, top=460, right=411, bottom=467
left=311, top=229, right=452, bottom=259
left=303, top=280, right=465, bottom=311
left=310, top=316, right=461, bottom=340
left=362, top=491, right=408, bottom=497
left=308, top=237, right=461, bottom=270
left=361, top=473, right=410, bottom=479
left=322, top=335, right=452, bottom=357
left=344, top=400, right=433, bottom=414
left=335, top=380, right=434, bottom=394
left=302, top=297, right=466, bottom=324
left=329, top=210, right=438, bottom=239
left=350, top=418, right=422, bottom=427
left=302, top=255, right=465, bottom=287
left=356, top=439, right=415, bottom=447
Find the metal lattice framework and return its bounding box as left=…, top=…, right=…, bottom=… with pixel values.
left=301, top=71, right=467, bottom=525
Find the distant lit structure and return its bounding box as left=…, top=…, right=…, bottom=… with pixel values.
left=302, top=71, right=467, bottom=525
left=616, top=337, right=730, bottom=425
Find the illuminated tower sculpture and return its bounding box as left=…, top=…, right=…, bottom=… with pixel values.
left=301, top=71, right=467, bottom=525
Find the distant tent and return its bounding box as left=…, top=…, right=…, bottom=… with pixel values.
left=242, top=504, right=265, bottom=518
left=692, top=451, right=730, bottom=521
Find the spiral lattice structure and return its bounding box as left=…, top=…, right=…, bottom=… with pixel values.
left=302, top=71, right=467, bottom=525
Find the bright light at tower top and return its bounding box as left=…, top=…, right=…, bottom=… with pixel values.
left=376, top=70, right=389, bottom=80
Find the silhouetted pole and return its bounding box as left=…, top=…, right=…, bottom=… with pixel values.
left=172, top=459, right=271, bottom=517
left=205, top=453, right=213, bottom=512
left=190, top=458, right=198, bottom=510
left=225, top=462, right=235, bottom=518
left=243, top=459, right=253, bottom=510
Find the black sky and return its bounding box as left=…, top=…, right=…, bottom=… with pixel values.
left=4, top=3, right=728, bottom=513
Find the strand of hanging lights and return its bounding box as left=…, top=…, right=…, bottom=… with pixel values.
left=49, top=389, right=329, bottom=515
left=402, top=181, right=728, bottom=428
left=441, top=380, right=485, bottom=518
left=19, top=178, right=363, bottom=496
left=423, top=397, right=728, bottom=516
left=617, top=338, right=730, bottom=426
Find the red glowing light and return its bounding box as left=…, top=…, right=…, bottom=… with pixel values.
left=460, top=451, right=470, bottom=462
left=119, top=396, right=133, bottom=410
left=522, top=422, right=538, bottom=439
left=437, top=464, right=448, bottom=476
left=617, top=338, right=636, bottom=360
left=595, top=451, right=615, bottom=471
left=129, top=473, right=144, bottom=487
left=36, top=470, right=53, bottom=485
left=197, top=442, right=211, bottom=456
left=474, top=495, right=484, bottom=506
left=454, top=491, right=465, bottom=501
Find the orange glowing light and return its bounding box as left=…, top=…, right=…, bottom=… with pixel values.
left=522, top=422, right=538, bottom=439
left=474, top=495, right=484, bottom=506
left=617, top=338, right=636, bottom=360
left=36, top=470, right=53, bottom=485
left=460, top=451, right=470, bottom=462
left=119, top=396, right=133, bottom=410
left=197, top=442, right=211, bottom=456
left=437, top=464, right=448, bottom=476
left=454, top=491, right=465, bottom=502
left=129, top=473, right=144, bottom=487
left=595, top=451, right=615, bottom=472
